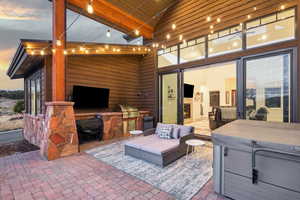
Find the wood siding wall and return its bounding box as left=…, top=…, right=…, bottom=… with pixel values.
left=65, top=55, right=143, bottom=111
left=139, top=52, right=156, bottom=116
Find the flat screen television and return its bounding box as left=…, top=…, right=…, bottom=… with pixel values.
left=72, top=85, right=109, bottom=109
left=184, top=84, right=194, bottom=98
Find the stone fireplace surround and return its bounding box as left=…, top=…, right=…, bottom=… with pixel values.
left=24, top=102, right=151, bottom=160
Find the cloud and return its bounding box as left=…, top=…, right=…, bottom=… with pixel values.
left=0, top=1, right=42, bottom=20
left=0, top=48, right=15, bottom=71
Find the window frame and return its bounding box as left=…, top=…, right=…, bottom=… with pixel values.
left=26, top=71, right=42, bottom=115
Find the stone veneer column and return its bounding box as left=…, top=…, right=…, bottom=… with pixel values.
left=41, top=102, right=79, bottom=160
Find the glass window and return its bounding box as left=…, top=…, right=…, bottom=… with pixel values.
left=30, top=80, right=36, bottom=115
left=36, top=79, right=41, bottom=114
left=246, top=8, right=295, bottom=49
left=179, top=37, right=205, bottom=63
left=208, top=27, right=242, bottom=57
left=245, top=54, right=290, bottom=122
left=157, top=45, right=178, bottom=68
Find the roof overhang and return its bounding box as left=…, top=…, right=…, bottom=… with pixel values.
left=7, top=39, right=151, bottom=79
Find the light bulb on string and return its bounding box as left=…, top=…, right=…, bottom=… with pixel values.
left=217, top=18, right=221, bottom=23
left=56, top=40, right=62, bottom=46
left=64, top=50, right=68, bottom=55
left=166, top=34, right=170, bottom=40
left=87, top=0, right=94, bottom=14
left=172, top=24, right=176, bottom=30
left=280, top=5, right=285, bottom=10
left=40, top=50, right=45, bottom=56
left=179, top=35, right=183, bottom=41
left=106, top=29, right=111, bottom=37
left=135, top=29, right=140, bottom=36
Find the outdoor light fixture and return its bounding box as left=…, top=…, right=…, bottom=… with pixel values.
left=106, top=29, right=111, bottom=37
left=210, top=25, right=214, bottom=29
left=40, top=50, right=45, bottom=56
left=217, top=18, right=221, bottom=23
left=56, top=40, right=62, bottom=46
left=179, top=35, right=183, bottom=41
left=247, top=15, right=251, bottom=19
left=135, top=29, right=140, bottom=36
left=166, top=34, right=170, bottom=40
left=206, top=16, right=211, bottom=22
left=172, top=24, right=176, bottom=30
left=280, top=5, right=285, bottom=10
left=87, top=0, right=94, bottom=14
left=64, top=50, right=68, bottom=55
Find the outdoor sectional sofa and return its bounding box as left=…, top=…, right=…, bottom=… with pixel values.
left=124, top=124, right=195, bottom=167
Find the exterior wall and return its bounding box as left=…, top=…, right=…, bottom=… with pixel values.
left=149, top=0, right=300, bottom=121
left=23, top=114, right=45, bottom=147
left=66, top=55, right=143, bottom=111
left=139, top=52, right=157, bottom=116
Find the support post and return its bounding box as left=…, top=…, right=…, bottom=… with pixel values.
left=52, top=0, right=66, bottom=101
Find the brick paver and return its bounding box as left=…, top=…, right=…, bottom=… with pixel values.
left=0, top=151, right=174, bottom=200
left=0, top=150, right=227, bottom=200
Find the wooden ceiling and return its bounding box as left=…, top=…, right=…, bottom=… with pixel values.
left=66, top=0, right=176, bottom=39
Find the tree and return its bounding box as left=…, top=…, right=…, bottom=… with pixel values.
left=13, top=100, right=25, bottom=113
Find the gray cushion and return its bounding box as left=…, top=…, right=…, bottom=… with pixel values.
left=178, top=125, right=193, bottom=137
left=125, top=135, right=180, bottom=155
left=171, top=126, right=180, bottom=139
left=157, top=126, right=172, bottom=139
left=155, top=123, right=172, bottom=135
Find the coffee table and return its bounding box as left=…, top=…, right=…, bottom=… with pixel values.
left=185, top=139, right=205, bottom=161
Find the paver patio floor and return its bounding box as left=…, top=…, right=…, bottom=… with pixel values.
left=0, top=150, right=227, bottom=200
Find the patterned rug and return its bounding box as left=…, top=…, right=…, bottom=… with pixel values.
left=86, top=139, right=213, bottom=200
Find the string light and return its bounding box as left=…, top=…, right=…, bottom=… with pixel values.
left=152, top=43, right=155, bottom=48
left=105, top=44, right=109, bottom=49
left=52, top=49, right=56, bottom=53
left=64, top=50, right=68, bottom=55
left=280, top=5, right=285, bottom=10
left=85, top=49, right=89, bottom=54
left=56, top=40, right=62, bottom=46
left=31, top=51, right=35, bottom=55
left=79, top=46, right=85, bottom=51
left=210, top=25, right=214, bottom=29
left=106, top=29, right=111, bottom=37
left=217, top=18, right=221, bottom=23
left=247, top=15, right=251, bottom=19
left=166, top=34, right=170, bottom=40
left=172, top=24, right=176, bottom=30
left=40, top=50, right=45, bottom=56
left=117, top=49, right=120, bottom=52
left=135, top=29, right=140, bottom=36
left=133, top=48, right=136, bottom=51
left=87, top=0, right=94, bottom=14
left=206, top=16, right=211, bottom=22
left=253, top=7, right=257, bottom=11
left=210, top=30, right=214, bottom=34
left=72, top=49, right=75, bottom=53
left=138, top=47, right=141, bottom=51
left=182, top=40, right=187, bottom=45
left=179, top=35, right=183, bottom=41
left=96, top=49, right=99, bottom=53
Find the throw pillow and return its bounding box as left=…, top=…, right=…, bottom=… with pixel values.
left=179, top=125, right=193, bottom=137
left=171, top=125, right=181, bottom=139
left=155, top=123, right=171, bottom=135
left=158, top=126, right=173, bottom=139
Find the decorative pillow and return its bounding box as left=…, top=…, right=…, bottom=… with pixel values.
left=171, top=125, right=181, bottom=139
left=157, top=126, right=173, bottom=139
left=155, top=123, right=170, bottom=135
left=179, top=125, right=193, bottom=137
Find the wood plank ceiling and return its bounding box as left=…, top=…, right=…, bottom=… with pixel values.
left=66, top=0, right=175, bottom=39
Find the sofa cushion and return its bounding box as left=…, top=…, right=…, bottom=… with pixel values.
left=174, top=125, right=193, bottom=138
left=157, top=126, right=173, bottom=139
left=171, top=126, right=180, bottom=139
left=125, top=135, right=180, bottom=155
left=155, top=123, right=172, bottom=135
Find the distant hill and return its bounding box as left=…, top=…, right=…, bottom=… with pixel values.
left=0, top=90, right=24, bottom=100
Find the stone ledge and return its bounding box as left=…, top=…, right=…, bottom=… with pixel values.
left=45, top=101, right=74, bottom=106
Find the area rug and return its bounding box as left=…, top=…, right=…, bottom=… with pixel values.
left=86, top=139, right=213, bottom=200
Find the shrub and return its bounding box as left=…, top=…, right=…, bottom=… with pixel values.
left=13, top=100, right=25, bottom=113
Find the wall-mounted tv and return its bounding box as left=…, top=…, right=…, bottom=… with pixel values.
left=72, top=85, right=109, bottom=109
left=184, top=84, right=194, bottom=98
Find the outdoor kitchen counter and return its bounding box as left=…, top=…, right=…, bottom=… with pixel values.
left=75, top=111, right=151, bottom=140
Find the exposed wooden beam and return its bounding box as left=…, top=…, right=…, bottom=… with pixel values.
left=67, top=0, right=154, bottom=39
left=52, top=0, right=66, bottom=101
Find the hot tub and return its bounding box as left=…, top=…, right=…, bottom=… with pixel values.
left=212, top=120, right=300, bottom=200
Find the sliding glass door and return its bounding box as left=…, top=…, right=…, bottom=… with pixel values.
left=239, top=49, right=297, bottom=122
left=160, top=72, right=181, bottom=124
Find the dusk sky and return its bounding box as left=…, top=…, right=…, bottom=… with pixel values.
left=0, top=0, right=131, bottom=90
